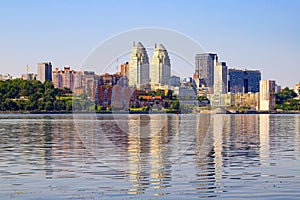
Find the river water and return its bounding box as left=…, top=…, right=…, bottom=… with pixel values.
left=0, top=114, right=299, bottom=199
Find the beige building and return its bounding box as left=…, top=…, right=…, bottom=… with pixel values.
left=214, top=62, right=227, bottom=94
left=128, top=42, right=149, bottom=89
left=259, top=80, right=276, bottom=111
left=37, top=62, right=52, bottom=82
left=150, top=44, right=171, bottom=88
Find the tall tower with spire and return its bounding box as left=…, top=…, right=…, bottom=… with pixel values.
left=150, top=43, right=171, bottom=88
left=128, top=42, right=150, bottom=89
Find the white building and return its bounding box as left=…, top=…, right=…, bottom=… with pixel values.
left=128, top=42, right=149, bottom=89
left=151, top=43, right=171, bottom=88
left=259, top=80, right=276, bottom=111
left=0, top=73, right=12, bottom=81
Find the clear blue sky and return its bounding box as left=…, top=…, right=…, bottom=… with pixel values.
left=0, top=0, right=299, bottom=87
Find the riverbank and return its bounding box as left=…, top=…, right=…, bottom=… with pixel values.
left=0, top=110, right=299, bottom=115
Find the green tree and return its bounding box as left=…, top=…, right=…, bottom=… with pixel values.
left=45, top=102, right=53, bottom=111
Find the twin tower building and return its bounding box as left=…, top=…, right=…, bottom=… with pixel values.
left=128, top=42, right=171, bottom=89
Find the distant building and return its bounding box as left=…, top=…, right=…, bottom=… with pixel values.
left=214, top=62, right=228, bottom=94
left=52, top=66, right=82, bottom=92
left=208, top=93, right=234, bottom=107
left=37, top=62, right=52, bottom=82
left=128, top=42, right=150, bottom=89
left=275, top=84, right=281, bottom=94
left=294, top=83, right=300, bottom=95
left=151, top=43, right=171, bottom=88
left=0, top=73, right=12, bottom=81
left=82, top=71, right=98, bottom=100
left=21, top=73, right=36, bottom=80
left=97, top=85, right=137, bottom=109
left=259, top=80, right=276, bottom=111
left=169, top=75, right=180, bottom=87
left=120, top=62, right=129, bottom=77
left=174, top=86, right=196, bottom=99
left=228, top=68, right=261, bottom=93
left=195, top=53, right=218, bottom=88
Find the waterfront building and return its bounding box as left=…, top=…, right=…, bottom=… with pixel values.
left=150, top=43, right=171, bottom=88
left=208, top=93, right=235, bottom=108
left=37, top=62, right=52, bottom=82
left=97, top=85, right=137, bottom=109
left=52, top=66, right=82, bottom=92
left=228, top=68, right=261, bottom=93
left=259, top=80, right=276, bottom=111
left=82, top=71, right=98, bottom=99
left=214, top=62, right=228, bottom=94
left=195, top=53, right=218, bottom=89
left=128, top=42, right=150, bottom=89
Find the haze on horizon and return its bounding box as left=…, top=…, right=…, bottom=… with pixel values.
left=0, top=0, right=299, bottom=87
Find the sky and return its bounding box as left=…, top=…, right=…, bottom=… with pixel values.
left=0, top=0, right=299, bottom=87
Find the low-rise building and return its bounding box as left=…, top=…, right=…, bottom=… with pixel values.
left=0, top=73, right=12, bottom=81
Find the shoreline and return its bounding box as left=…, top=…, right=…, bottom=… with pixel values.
left=0, top=110, right=299, bottom=115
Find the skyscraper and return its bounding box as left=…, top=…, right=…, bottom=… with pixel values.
left=128, top=42, right=150, bottom=89
left=150, top=43, right=171, bottom=88
left=259, top=80, right=276, bottom=111
left=214, top=62, right=228, bottom=94
left=228, top=68, right=261, bottom=93
left=37, top=62, right=52, bottom=82
left=195, top=53, right=218, bottom=88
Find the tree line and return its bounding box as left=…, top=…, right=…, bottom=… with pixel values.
left=275, top=87, right=300, bottom=110
left=0, top=79, right=72, bottom=112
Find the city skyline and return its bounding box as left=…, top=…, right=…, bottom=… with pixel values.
left=0, top=1, right=299, bottom=87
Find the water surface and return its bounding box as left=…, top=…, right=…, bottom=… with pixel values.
left=0, top=114, right=299, bottom=199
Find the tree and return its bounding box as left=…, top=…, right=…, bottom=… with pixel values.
left=45, top=102, right=53, bottom=111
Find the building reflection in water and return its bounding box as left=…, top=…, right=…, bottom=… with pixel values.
left=126, top=115, right=151, bottom=194
left=259, top=114, right=270, bottom=166
left=194, top=114, right=217, bottom=198
left=149, top=115, right=173, bottom=196
left=295, top=115, right=300, bottom=159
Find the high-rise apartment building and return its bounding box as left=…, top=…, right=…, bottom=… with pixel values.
left=228, top=68, right=261, bottom=93
left=128, top=42, right=149, bottom=89
left=37, top=62, right=52, bottom=82
left=150, top=44, right=171, bottom=88
left=214, top=62, right=228, bottom=94
left=52, top=66, right=82, bottom=92
left=259, top=80, right=276, bottom=111
left=195, top=53, right=218, bottom=87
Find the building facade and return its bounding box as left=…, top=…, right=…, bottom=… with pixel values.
left=120, top=62, right=129, bottom=77
left=52, top=66, right=82, bottom=92
left=0, top=73, right=12, bottom=81
left=195, top=53, right=218, bottom=88
left=259, top=80, right=276, bottom=111
left=228, top=68, right=261, bottom=93
left=21, top=73, right=36, bottom=81
left=150, top=44, right=171, bottom=88
left=128, top=42, right=150, bottom=89
left=37, top=62, right=52, bottom=82
left=214, top=62, right=228, bottom=94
